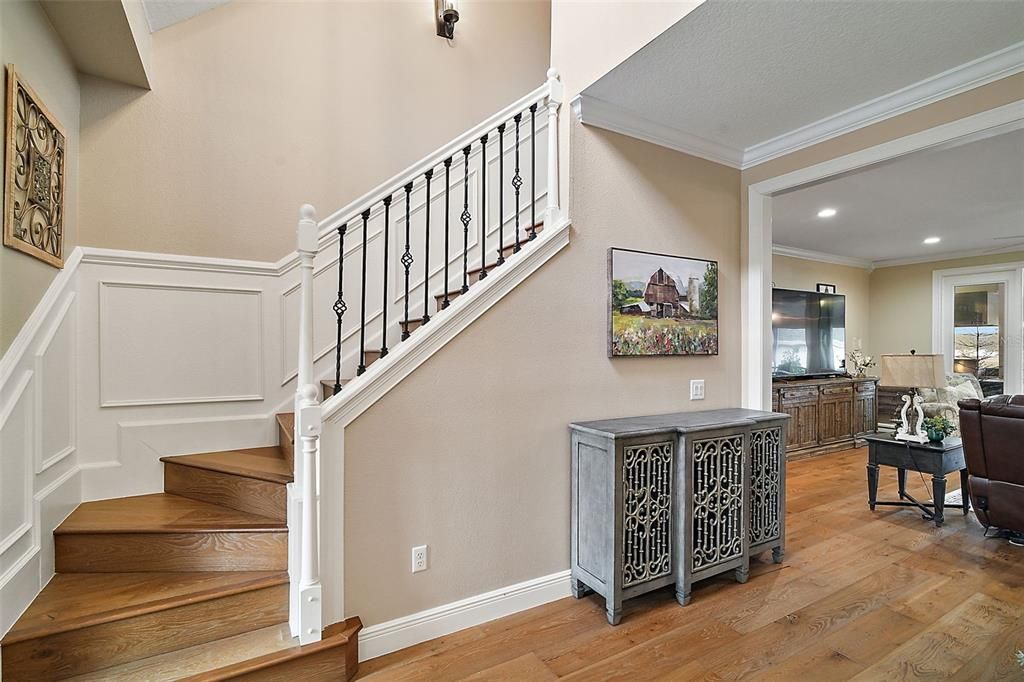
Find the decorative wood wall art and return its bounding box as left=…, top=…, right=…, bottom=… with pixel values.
left=4, top=65, right=66, bottom=268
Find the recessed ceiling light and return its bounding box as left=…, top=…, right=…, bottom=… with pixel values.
left=923, top=236, right=941, bottom=245
left=817, top=208, right=837, bottom=218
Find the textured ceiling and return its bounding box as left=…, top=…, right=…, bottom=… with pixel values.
left=772, top=128, right=1024, bottom=265
left=582, top=0, right=1024, bottom=154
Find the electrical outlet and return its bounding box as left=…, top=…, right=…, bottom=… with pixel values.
left=690, top=379, right=705, bottom=401
left=411, top=545, right=428, bottom=573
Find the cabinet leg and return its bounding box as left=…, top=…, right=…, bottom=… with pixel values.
left=570, top=578, right=591, bottom=599
left=898, top=468, right=907, bottom=499
left=932, top=475, right=947, bottom=527
left=675, top=589, right=691, bottom=606
left=735, top=565, right=750, bottom=584
left=772, top=546, right=784, bottom=564
left=606, top=605, right=622, bottom=626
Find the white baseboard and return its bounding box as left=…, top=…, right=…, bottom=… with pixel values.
left=358, top=569, right=572, bottom=662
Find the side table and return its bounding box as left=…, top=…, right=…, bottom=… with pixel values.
left=862, top=433, right=968, bottom=527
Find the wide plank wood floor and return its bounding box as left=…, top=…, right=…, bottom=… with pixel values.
left=357, top=447, right=1024, bottom=680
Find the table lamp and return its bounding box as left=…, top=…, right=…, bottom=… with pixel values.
left=879, top=352, right=946, bottom=444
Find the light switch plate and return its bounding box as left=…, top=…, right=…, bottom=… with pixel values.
left=690, top=379, right=705, bottom=401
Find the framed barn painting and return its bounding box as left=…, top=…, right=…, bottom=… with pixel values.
left=609, top=248, right=718, bottom=357
left=3, top=64, right=66, bottom=268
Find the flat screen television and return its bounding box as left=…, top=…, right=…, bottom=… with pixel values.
left=772, top=288, right=847, bottom=378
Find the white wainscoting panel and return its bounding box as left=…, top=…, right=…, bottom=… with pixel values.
left=35, top=293, right=76, bottom=474
left=0, top=372, right=34, bottom=563
left=99, top=282, right=265, bottom=407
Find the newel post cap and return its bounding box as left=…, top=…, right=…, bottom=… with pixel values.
left=297, top=204, right=319, bottom=254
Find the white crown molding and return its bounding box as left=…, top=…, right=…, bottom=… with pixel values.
left=871, top=245, right=1024, bottom=269
left=358, top=569, right=571, bottom=662
left=572, top=94, right=744, bottom=169
left=742, top=41, right=1024, bottom=169
left=772, top=244, right=873, bottom=270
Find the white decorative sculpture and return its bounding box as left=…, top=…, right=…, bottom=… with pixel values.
left=895, top=391, right=929, bottom=444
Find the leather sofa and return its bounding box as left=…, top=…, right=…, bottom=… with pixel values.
left=958, top=395, right=1024, bottom=537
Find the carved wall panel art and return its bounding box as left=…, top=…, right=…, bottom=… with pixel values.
left=4, top=65, right=66, bottom=268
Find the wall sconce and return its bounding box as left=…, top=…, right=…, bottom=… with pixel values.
left=435, top=0, right=459, bottom=39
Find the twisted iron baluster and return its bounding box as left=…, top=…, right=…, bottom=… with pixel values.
left=333, top=223, right=347, bottom=394
left=512, top=113, right=522, bottom=253
left=442, top=157, right=452, bottom=310
left=497, top=123, right=505, bottom=266
left=460, top=145, right=471, bottom=294
left=380, top=195, right=391, bottom=358
left=357, top=209, right=370, bottom=375
left=422, top=169, right=432, bottom=326
left=478, top=133, right=488, bottom=281
left=401, top=183, right=414, bottom=340
left=530, top=103, right=537, bottom=240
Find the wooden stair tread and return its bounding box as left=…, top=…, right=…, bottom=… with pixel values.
left=55, top=494, right=286, bottom=534
left=182, top=617, right=362, bottom=681
left=1, top=572, right=287, bottom=645
left=64, top=623, right=299, bottom=681
left=435, top=222, right=545, bottom=301
left=162, top=448, right=292, bottom=484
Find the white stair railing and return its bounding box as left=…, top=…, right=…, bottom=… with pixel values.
left=291, top=70, right=562, bottom=640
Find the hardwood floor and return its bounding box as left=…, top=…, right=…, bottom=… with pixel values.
left=357, top=447, right=1024, bottom=680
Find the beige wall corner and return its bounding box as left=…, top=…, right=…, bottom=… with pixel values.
left=772, top=255, right=872, bottom=358
left=0, top=0, right=80, bottom=355
left=40, top=0, right=151, bottom=89
left=345, top=120, right=740, bottom=626
left=549, top=0, right=702, bottom=219
left=78, top=0, right=551, bottom=262
left=869, top=251, right=1024, bottom=358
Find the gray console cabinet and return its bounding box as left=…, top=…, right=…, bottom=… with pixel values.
left=569, top=409, right=788, bottom=625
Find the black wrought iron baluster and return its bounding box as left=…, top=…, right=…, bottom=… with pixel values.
left=422, top=169, right=432, bottom=325
left=497, top=123, right=505, bottom=266
left=442, top=158, right=452, bottom=309
left=380, top=195, right=392, bottom=358
left=512, top=112, right=523, bottom=253
left=478, top=133, right=488, bottom=281
left=401, top=182, right=414, bottom=340
left=357, top=209, right=370, bottom=375
left=460, top=145, right=471, bottom=294
left=333, top=223, right=347, bottom=394
left=530, top=103, right=537, bottom=240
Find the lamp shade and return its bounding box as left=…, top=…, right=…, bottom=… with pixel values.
left=879, top=353, right=945, bottom=388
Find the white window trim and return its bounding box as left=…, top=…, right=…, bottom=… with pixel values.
left=931, top=261, right=1024, bottom=395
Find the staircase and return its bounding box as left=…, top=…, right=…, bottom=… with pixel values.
left=0, top=427, right=361, bottom=680
left=0, top=69, right=565, bottom=677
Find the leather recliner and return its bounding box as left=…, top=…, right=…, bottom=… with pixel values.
left=958, top=395, right=1024, bottom=535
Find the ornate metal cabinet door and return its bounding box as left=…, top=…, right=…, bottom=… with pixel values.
left=749, top=423, right=786, bottom=563
left=621, top=441, right=673, bottom=588
left=676, top=427, right=750, bottom=607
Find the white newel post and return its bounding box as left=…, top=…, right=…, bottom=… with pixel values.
left=545, top=68, right=563, bottom=226
left=295, top=204, right=323, bottom=645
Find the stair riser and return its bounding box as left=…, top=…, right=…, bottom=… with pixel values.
left=56, top=532, right=288, bottom=572
left=0, top=584, right=288, bottom=680
left=165, top=463, right=287, bottom=521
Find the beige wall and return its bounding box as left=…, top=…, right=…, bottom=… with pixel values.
left=869, top=251, right=1024, bottom=358
left=78, top=0, right=551, bottom=262
left=345, top=124, right=740, bottom=626
left=0, top=0, right=80, bottom=355
left=772, top=255, right=871, bottom=355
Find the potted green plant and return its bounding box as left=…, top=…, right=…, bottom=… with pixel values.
left=922, top=415, right=955, bottom=443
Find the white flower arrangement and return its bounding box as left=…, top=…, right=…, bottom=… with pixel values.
left=847, top=349, right=877, bottom=378
left=1017, top=649, right=1023, bottom=667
